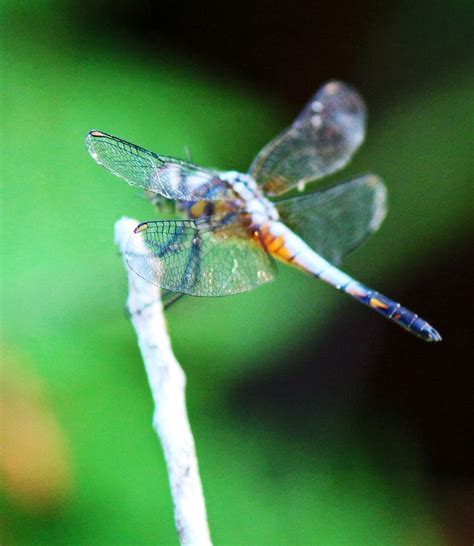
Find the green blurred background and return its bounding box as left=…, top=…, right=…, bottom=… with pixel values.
left=1, top=1, right=473, bottom=544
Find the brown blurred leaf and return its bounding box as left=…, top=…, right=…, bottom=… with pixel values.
left=0, top=348, right=73, bottom=512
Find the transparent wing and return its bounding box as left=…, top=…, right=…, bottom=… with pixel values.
left=249, top=81, right=366, bottom=196
left=125, top=215, right=276, bottom=296
left=86, top=130, right=236, bottom=202
left=276, top=174, right=387, bottom=264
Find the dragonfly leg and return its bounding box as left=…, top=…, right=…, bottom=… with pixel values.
left=162, top=291, right=186, bottom=309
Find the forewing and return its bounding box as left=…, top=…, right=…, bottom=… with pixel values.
left=276, top=174, right=387, bottom=264
left=125, top=216, right=276, bottom=296
left=249, top=81, right=366, bottom=195
left=86, top=130, right=236, bottom=202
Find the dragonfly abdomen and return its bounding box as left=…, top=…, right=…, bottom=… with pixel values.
left=343, top=282, right=441, bottom=341
left=262, top=221, right=441, bottom=342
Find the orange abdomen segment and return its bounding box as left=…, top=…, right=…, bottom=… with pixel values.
left=258, top=224, right=295, bottom=264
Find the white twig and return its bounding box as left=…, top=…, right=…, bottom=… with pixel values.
left=114, top=217, right=212, bottom=546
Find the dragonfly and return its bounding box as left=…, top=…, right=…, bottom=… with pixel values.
left=86, top=80, right=441, bottom=342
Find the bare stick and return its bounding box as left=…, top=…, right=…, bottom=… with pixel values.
left=114, top=217, right=212, bottom=546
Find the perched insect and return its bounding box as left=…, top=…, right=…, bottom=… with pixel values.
left=86, top=80, right=441, bottom=341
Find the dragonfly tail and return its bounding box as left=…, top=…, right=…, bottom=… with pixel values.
left=315, top=266, right=442, bottom=342
left=266, top=221, right=441, bottom=341
left=340, top=279, right=442, bottom=341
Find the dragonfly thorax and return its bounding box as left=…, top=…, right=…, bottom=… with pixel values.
left=220, top=170, right=279, bottom=224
